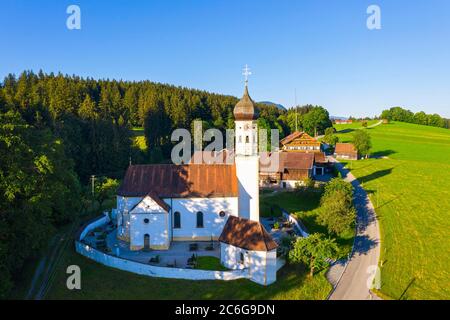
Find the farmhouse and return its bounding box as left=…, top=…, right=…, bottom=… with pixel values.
left=334, top=119, right=353, bottom=124
left=111, top=83, right=279, bottom=285
left=334, top=143, right=358, bottom=160
left=259, top=152, right=314, bottom=189
left=280, top=131, right=322, bottom=152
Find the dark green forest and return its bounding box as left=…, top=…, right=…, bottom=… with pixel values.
left=0, top=71, right=333, bottom=298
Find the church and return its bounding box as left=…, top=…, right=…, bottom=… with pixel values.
left=112, top=79, right=279, bottom=285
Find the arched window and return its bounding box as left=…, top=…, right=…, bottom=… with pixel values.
left=196, top=211, right=204, bottom=228
left=174, top=211, right=181, bottom=229
left=240, top=252, right=245, bottom=264
left=245, top=136, right=249, bottom=143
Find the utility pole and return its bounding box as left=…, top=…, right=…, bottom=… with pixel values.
left=91, top=175, right=95, bottom=197
left=295, top=89, right=298, bottom=132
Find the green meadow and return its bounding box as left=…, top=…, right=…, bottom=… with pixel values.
left=333, top=120, right=379, bottom=132
left=335, top=121, right=450, bottom=300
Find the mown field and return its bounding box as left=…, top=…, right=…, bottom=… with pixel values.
left=45, top=191, right=333, bottom=300
left=333, top=120, right=379, bottom=132
left=335, top=121, right=450, bottom=300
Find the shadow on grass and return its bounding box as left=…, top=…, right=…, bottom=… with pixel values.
left=399, top=278, right=416, bottom=300
left=358, top=168, right=394, bottom=184
left=371, top=150, right=397, bottom=158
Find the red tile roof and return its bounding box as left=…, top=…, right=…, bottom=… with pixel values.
left=260, top=152, right=314, bottom=173
left=280, top=131, right=318, bottom=146
left=219, top=216, right=278, bottom=252
left=335, top=143, right=357, bottom=154
left=117, top=164, right=239, bottom=198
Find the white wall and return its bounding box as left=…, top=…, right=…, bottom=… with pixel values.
left=235, top=155, right=260, bottom=221
left=130, top=213, right=169, bottom=249
left=76, top=241, right=249, bottom=282
left=220, top=243, right=278, bottom=286
left=171, top=197, right=238, bottom=241
left=235, top=120, right=258, bottom=156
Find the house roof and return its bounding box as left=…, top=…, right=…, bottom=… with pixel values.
left=233, top=85, right=258, bottom=121
left=260, top=152, right=314, bottom=173
left=219, top=216, right=278, bottom=252
left=314, top=152, right=327, bottom=164
left=335, top=143, right=357, bottom=154
left=129, top=191, right=170, bottom=213
left=117, top=164, right=239, bottom=198
left=280, top=131, right=319, bottom=146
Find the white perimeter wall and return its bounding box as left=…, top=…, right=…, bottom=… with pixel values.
left=220, top=243, right=277, bottom=286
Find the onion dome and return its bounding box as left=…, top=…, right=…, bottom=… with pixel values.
left=233, top=85, right=258, bottom=121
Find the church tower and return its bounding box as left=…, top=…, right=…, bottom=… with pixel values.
left=234, top=65, right=260, bottom=222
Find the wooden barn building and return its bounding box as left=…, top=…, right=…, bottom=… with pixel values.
left=334, top=143, right=359, bottom=160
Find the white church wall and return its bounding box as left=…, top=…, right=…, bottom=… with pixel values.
left=129, top=213, right=169, bottom=250
left=171, top=197, right=238, bottom=241
left=220, top=243, right=277, bottom=286
left=235, top=156, right=260, bottom=221
left=117, top=196, right=142, bottom=212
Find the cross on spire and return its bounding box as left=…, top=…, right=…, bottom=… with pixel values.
left=242, top=64, right=252, bottom=86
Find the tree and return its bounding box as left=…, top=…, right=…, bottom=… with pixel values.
left=288, top=233, right=339, bottom=276
left=317, top=189, right=356, bottom=235
left=322, top=127, right=339, bottom=146
left=95, top=178, right=119, bottom=210
left=302, top=106, right=333, bottom=136
left=352, top=130, right=372, bottom=158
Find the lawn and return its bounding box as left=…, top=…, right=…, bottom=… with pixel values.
left=336, top=121, right=450, bottom=300
left=333, top=120, right=380, bottom=132
left=261, top=190, right=354, bottom=259
left=195, top=256, right=228, bottom=271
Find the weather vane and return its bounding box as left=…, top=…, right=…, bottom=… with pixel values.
left=242, top=64, right=252, bottom=85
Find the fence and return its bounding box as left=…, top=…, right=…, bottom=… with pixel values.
left=76, top=216, right=249, bottom=282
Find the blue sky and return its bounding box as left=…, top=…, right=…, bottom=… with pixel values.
left=1, top=0, right=449, bottom=118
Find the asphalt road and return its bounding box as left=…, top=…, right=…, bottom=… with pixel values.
left=328, top=159, right=381, bottom=300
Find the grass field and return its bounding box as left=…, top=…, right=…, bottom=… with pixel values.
left=44, top=191, right=334, bottom=300
left=335, top=121, right=450, bottom=300
left=333, top=120, right=379, bottom=132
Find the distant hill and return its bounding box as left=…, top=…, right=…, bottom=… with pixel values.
left=330, top=116, right=349, bottom=120
left=258, top=101, right=286, bottom=111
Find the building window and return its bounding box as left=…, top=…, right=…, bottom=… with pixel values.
left=245, top=136, right=249, bottom=143
left=196, top=211, right=204, bottom=228
left=240, top=252, right=245, bottom=264
left=238, top=136, right=242, bottom=143
left=219, top=211, right=226, bottom=218
left=143, top=218, right=149, bottom=224
left=174, top=211, right=181, bottom=229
